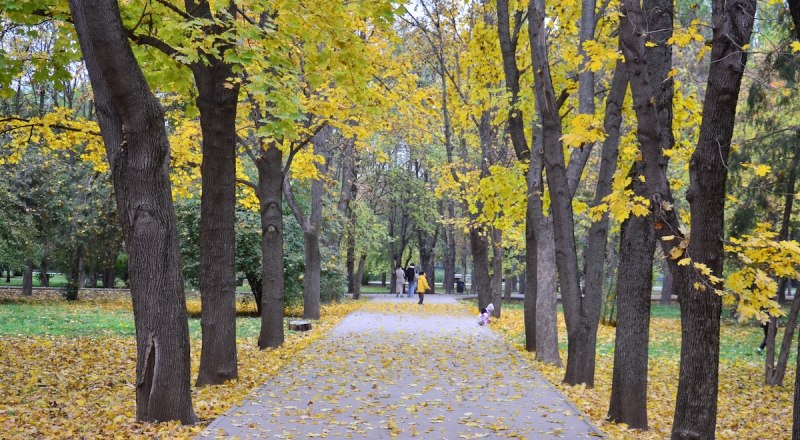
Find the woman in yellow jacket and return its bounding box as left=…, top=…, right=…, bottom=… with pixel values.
left=416, top=270, right=430, bottom=305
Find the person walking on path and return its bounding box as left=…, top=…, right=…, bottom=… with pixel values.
left=416, top=270, right=430, bottom=305
left=405, top=263, right=417, bottom=299
left=394, top=266, right=406, bottom=297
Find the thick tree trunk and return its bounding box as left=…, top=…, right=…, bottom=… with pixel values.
left=523, top=172, right=539, bottom=353
left=354, top=254, right=367, bottom=298
left=194, top=55, right=239, bottom=385
left=21, top=260, right=33, bottom=296
left=470, top=228, right=492, bottom=310
left=70, top=0, right=197, bottom=423
left=256, top=146, right=285, bottom=349
left=609, top=0, right=672, bottom=425
left=671, top=1, right=755, bottom=437
left=536, top=216, right=562, bottom=366
left=607, top=168, right=657, bottom=429
left=491, top=229, right=503, bottom=317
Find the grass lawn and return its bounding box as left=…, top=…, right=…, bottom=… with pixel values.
left=0, top=273, right=69, bottom=287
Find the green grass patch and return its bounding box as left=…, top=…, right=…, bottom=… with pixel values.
left=0, top=301, right=293, bottom=339
left=0, top=302, right=135, bottom=336
left=0, top=274, right=69, bottom=288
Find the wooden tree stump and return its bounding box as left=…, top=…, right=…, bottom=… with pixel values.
left=289, top=320, right=312, bottom=332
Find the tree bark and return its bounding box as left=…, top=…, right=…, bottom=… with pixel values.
left=40, top=233, right=50, bottom=287
left=661, top=258, right=673, bottom=305
left=245, top=270, right=263, bottom=316
left=193, top=15, right=240, bottom=385
left=672, top=1, right=755, bottom=437
left=354, top=254, right=367, bottom=298
left=443, top=203, right=457, bottom=294
left=21, top=260, right=33, bottom=296
left=491, top=228, right=503, bottom=317
left=69, top=0, right=197, bottom=423
left=256, top=145, right=285, bottom=349
left=607, top=166, right=657, bottom=429
left=504, top=268, right=512, bottom=301
left=536, top=216, right=562, bottom=366
left=470, top=227, right=492, bottom=310
left=609, top=0, right=672, bottom=425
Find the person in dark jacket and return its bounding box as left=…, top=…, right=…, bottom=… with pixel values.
left=405, top=263, right=416, bottom=299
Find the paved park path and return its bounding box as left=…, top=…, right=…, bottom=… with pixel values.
left=199, top=294, right=603, bottom=439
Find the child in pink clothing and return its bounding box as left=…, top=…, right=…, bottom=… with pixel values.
left=478, top=303, right=494, bottom=326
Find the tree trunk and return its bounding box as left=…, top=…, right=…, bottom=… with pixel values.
left=40, top=234, right=50, bottom=287
left=69, top=0, right=197, bottom=423
left=302, top=230, right=321, bottom=319
left=504, top=268, right=512, bottom=301
left=660, top=258, right=673, bottom=305
left=21, top=260, right=33, bottom=296
left=245, top=271, right=263, bottom=316
left=670, top=1, right=755, bottom=436
left=491, top=228, right=503, bottom=317
left=256, top=146, right=285, bottom=349
left=608, top=167, right=657, bottom=429
left=284, top=128, right=330, bottom=319
left=347, top=224, right=357, bottom=296
left=354, top=254, right=367, bottom=298
left=766, top=291, right=800, bottom=385
left=444, top=203, right=457, bottom=294
left=194, top=52, right=239, bottom=386
left=609, top=0, right=672, bottom=424
left=418, top=227, right=437, bottom=294
left=470, top=228, right=492, bottom=310
left=536, top=216, right=562, bottom=366
left=795, top=319, right=800, bottom=440
left=66, top=246, right=83, bottom=301
left=102, top=246, right=117, bottom=288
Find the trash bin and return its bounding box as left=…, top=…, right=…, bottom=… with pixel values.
left=456, top=279, right=465, bottom=293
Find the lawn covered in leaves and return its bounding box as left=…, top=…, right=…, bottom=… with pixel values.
left=493, top=303, right=794, bottom=439
left=0, top=296, right=365, bottom=438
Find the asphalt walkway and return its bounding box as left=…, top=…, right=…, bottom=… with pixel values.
left=199, top=294, right=602, bottom=439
